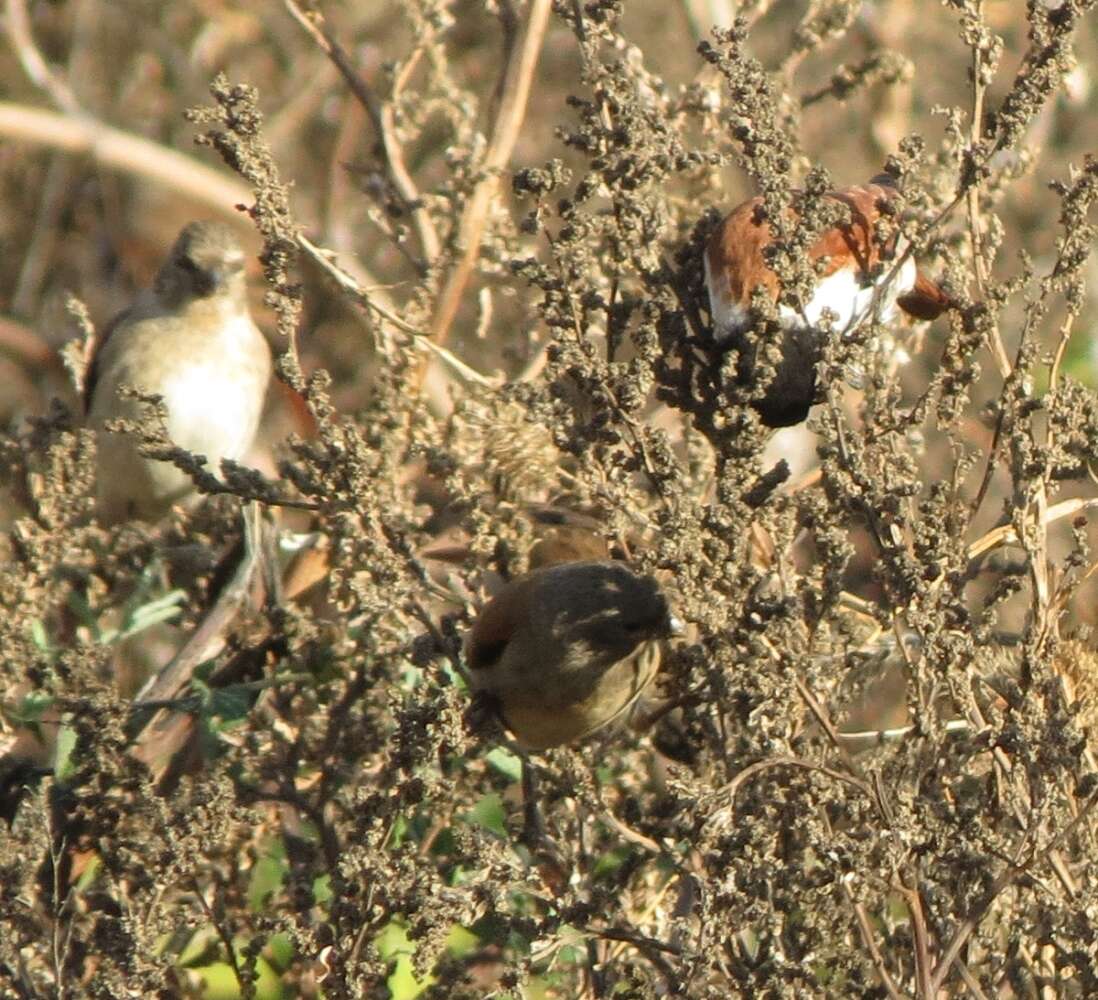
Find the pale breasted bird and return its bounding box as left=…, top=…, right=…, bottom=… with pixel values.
left=465, top=560, right=684, bottom=750
left=86, top=221, right=272, bottom=524
left=704, top=173, right=953, bottom=427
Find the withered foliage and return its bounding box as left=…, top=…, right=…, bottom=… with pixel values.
left=3, top=1, right=1098, bottom=997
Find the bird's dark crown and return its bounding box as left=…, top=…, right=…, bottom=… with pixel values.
left=543, top=561, right=672, bottom=637
left=155, top=221, right=246, bottom=303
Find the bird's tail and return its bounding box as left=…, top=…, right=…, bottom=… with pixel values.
left=897, top=271, right=955, bottom=320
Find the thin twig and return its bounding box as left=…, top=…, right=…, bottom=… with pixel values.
left=843, top=880, right=904, bottom=1000
left=5, top=0, right=83, bottom=116
left=602, top=812, right=663, bottom=854
left=0, top=315, right=64, bottom=371
left=899, top=883, right=935, bottom=999
left=955, top=957, right=992, bottom=1000
left=190, top=876, right=247, bottom=992
left=133, top=505, right=263, bottom=708
left=928, top=790, right=1098, bottom=995
left=5, top=0, right=253, bottom=221
left=296, top=233, right=502, bottom=387
left=428, top=0, right=553, bottom=349
left=131, top=504, right=266, bottom=784
left=48, top=820, right=70, bottom=997
left=13, top=155, right=74, bottom=316
left=963, top=0, right=1011, bottom=379
left=965, top=497, right=1098, bottom=562
left=836, top=718, right=972, bottom=745
left=793, top=676, right=859, bottom=768
left=927, top=860, right=1018, bottom=996
left=704, top=755, right=876, bottom=830
left=595, top=925, right=682, bottom=956
left=283, top=0, right=439, bottom=264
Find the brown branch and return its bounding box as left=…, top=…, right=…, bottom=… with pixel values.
left=928, top=790, right=1098, bottom=995
left=595, top=926, right=682, bottom=956
left=955, top=958, right=992, bottom=1000
left=130, top=504, right=266, bottom=785
left=428, top=0, right=552, bottom=348
left=0, top=315, right=64, bottom=373
left=189, top=876, right=248, bottom=994
left=927, top=861, right=1016, bottom=997
left=963, top=0, right=1011, bottom=381
left=3, top=0, right=252, bottom=226
left=843, top=882, right=904, bottom=1000
left=965, top=497, right=1098, bottom=562
left=0, top=102, right=253, bottom=221
left=900, top=884, right=935, bottom=999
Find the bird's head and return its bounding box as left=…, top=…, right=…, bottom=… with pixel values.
left=155, top=221, right=247, bottom=307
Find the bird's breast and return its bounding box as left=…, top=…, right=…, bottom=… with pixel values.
left=153, top=315, right=266, bottom=458
left=706, top=251, right=917, bottom=344
left=497, top=638, right=662, bottom=749
left=160, top=363, right=264, bottom=463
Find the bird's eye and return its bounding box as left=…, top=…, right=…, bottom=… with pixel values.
left=177, top=255, right=199, bottom=273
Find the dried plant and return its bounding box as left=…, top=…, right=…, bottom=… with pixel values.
left=2, top=1, right=1098, bottom=998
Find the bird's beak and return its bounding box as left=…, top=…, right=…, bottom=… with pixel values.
left=666, top=614, right=685, bottom=638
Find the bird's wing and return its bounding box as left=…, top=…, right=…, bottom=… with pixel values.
left=83, top=306, right=133, bottom=414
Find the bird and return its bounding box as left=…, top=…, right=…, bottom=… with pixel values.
left=703, top=173, right=953, bottom=426
left=526, top=521, right=610, bottom=571
left=417, top=502, right=615, bottom=580
left=464, top=560, right=683, bottom=750
left=524, top=504, right=616, bottom=570
left=86, top=221, right=272, bottom=524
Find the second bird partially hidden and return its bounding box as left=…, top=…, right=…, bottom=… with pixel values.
left=704, top=173, right=952, bottom=427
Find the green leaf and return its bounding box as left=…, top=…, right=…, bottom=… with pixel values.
left=252, top=956, right=284, bottom=1000
left=484, top=747, right=523, bottom=783
left=28, top=619, right=53, bottom=655
left=74, top=853, right=101, bottom=891
left=175, top=927, right=220, bottom=968
left=248, top=839, right=288, bottom=912
left=388, top=812, right=410, bottom=849
left=189, top=955, right=284, bottom=1000
left=53, top=722, right=78, bottom=784
left=375, top=921, right=413, bottom=961
left=376, top=923, right=434, bottom=1000
left=65, top=591, right=101, bottom=633
left=312, top=873, right=332, bottom=905
left=119, top=588, right=185, bottom=639
left=264, top=933, right=294, bottom=973
left=9, top=691, right=55, bottom=725
left=446, top=925, right=479, bottom=958
left=208, top=685, right=255, bottom=727
left=467, top=793, right=507, bottom=837
left=190, top=961, right=237, bottom=999
left=593, top=846, right=630, bottom=879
